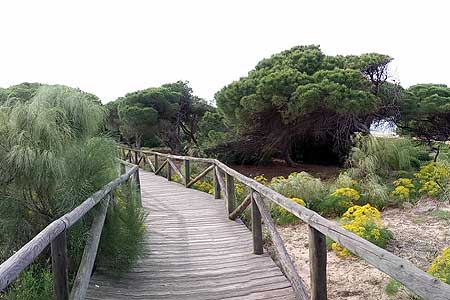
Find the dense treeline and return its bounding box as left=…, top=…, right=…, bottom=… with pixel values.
left=105, top=45, right=450, bottom=166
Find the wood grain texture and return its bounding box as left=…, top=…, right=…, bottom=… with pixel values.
left=253, top=192, right=309, bottom=300
left=308, top=226, right=327, bottom=300
left=51, top=230, right=69, bottom=300
left=86, top=170, right=295, bottom=299
left=70, top=195, right=111, bottom=300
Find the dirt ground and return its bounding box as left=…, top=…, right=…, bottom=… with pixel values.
left=230, top=159, right=340, bottom=181
left=275, top=199, right=450, bottom=300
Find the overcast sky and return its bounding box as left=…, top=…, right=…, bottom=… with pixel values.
left=1, top=0, right=449, bottom=103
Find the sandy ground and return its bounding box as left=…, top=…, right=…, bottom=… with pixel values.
left=274, top=199, right=450, bottom=300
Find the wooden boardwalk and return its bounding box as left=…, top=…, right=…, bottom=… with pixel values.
left=86, top=170, right=295, bottom=300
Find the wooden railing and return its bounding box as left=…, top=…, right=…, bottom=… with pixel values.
left=0, top=159, right=140, bottom=300
left=120, top=146, right=450, bottom=300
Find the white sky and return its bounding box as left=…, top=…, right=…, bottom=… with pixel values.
left=1, top=0, right=449, bottom=103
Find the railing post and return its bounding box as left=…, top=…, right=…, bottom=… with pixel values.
left=134, top=149, right=138, bottom=165
left=213, top=166, right=221, bottom=199
left=308, top=225, right=327, bottom=300
left=154, top=154, right=159, bottom=172
left=128, top=150, right=132, bottom=163
left=120, top=162, right=126, bottom=175
left=51, top=230, right=69, bottom=300
left=225, top=173, right=235, bottom=215
left=184, top=159, right=190, bottom=187
left=167, top=160, right=172, bottom=181
left=251, top=191, right=263, bottom=255
left=135, top=168, right=142, bottom=206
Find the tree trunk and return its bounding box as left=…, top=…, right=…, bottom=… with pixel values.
left=283, top=142, right=298, bottom=167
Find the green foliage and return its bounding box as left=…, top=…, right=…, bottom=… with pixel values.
left=270, top=172, right=328, bottom=208
left=385, top=279, right=403, bottom=296
left=215, top=45, right=399, bottom=164
left=332, top=204, right=392, bottom=257
left=399, top=84, right=450, bottom=143
left=271, top=197, right=306, bottom=225
left=97, top=181, right=146, bottom=274
left=317, top=187, right=361, bottom=216
left=113, top=81, right=212, bottom=152
left=428, top=247, right=450, bottom=284
left=3, top=264, right=53, bottom=300
left=415, top=161, right=450, bottom=199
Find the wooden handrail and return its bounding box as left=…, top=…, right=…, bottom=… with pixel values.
left=120, top=145, right=450, bottom=300
left=0, top=162, right=139, bottom=296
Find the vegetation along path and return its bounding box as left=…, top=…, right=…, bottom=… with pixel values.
left=85, top=170, right=295, bottom=300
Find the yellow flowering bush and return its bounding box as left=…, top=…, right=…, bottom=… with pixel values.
left=193, top=181, right=214, bottom=195
left=415, top=162, right=450, bottom=197
left=390, top=178, right=415, bottom=204
left=254, top=175, right=269, bottom=185
left=271, top=197, right=306, bottom=225
left=332, top=204, right=392, bottom=258
left=428, top=247, right=450, bottom=284
left=318, top=187, right=361, bottom=216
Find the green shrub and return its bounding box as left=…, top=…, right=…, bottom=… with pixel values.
left=4, top=265, right=53, bottom=300
left=97, top=181, right=146, bottom=274
left=331, top=204, right=392, bottom=257
left=270, top=172, right=328, bottom=208
left=358, top=177, right=390, bottom=209
left=271, top=197, right=306, bottom=225
left=415, top=161, right=450, bottom=199
left=349, top=135, right=429, bottom=177
left=315, top=187, right=360, bottom=216
left=385, top=279, right=402, bottom=296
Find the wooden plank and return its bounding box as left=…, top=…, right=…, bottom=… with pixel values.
left=168, top=159, right=184, bottom=181
left=229, top=193, right=251, bottom=220
left=184, top=160, right=190, bottom=187
left=213, top=166, right=221, bottom=199
left=251, top=192, right=263, bottom=255
left=308, top=225, right=327, bottom=300
left=70, top=195, right=111, bottom=300
left=145, top=155, right=156, bottom=172
left=226, top=173, right=235, bottom=216
left=186, top=164, right=214, bottom=188
left=0, top=166, right=138, bottom=291
left=167, top=159, right=172, bottom=181
left=154, top=159, right=168, bottom=175
left=154, top=153, right=159, bottom=171
left=51, top=230, right=69, bottom=300
left=214, top=160, right=450, bottom=300
left=253, top=192, right=309, bottom=300
left=214, top=167, right=227, bottom=199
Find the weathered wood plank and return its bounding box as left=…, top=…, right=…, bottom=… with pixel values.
left=51, top=230, right=69, bottom=300
left=251, top=192, right=263, bottom=255
left=226, top=173, right=235, bottom=216
left=154, top=159, right=168, bottom=175
left=70, top=195, right=111, bottom=300
left=308, top=225, right=327, bottom=300
left=214, top=166, right=227, bottom=199
left=186, top=164, right=214, bottom=188
left=167, top=159, right=184, bottom=181
left=253, top=192, right=309, bottom=300
left=229, top=193, right=251, bottom=220
left=184, top=160, right=190, bottom=187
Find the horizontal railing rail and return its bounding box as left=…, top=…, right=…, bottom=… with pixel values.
left=120, top=145, right=450, bottom=300
left=0, top=159, right=140, bottom=300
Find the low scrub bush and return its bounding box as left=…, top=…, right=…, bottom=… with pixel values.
left=316, top=187, right=360, bottom=216
left=270, top=172, right=328, bottom=208
left=415, top=161, right=450, bottom=199
left=271, top=197, right=306, bottom=225
left=428, top=247, right=450, bottom=284
left=3, top=264, right=53, bottom=300
left=331, top=204, right=392, bottom=258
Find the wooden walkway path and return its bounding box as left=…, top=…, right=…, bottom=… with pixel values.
left=85, top=170, right=295, bottom=300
